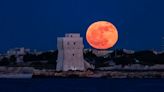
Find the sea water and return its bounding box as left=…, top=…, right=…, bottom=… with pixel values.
left=0, top=78, right=164, bottom=92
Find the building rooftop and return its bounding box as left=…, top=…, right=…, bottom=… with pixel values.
left=65, top=33, right=80, bottom=37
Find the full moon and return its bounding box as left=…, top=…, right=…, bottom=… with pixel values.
left=86, top=21, right=118, bottom=49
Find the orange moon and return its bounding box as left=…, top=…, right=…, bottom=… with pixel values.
left=86, top=21, right=118, bottom=49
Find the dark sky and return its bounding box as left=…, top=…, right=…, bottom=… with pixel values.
left=0, top=0, right=164, bottom=52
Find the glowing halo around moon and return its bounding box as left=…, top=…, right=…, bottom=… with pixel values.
left=86, top=21, right=118, bottom=49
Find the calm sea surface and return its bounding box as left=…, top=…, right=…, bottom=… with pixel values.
left=0, top=78, right=164, bottom=92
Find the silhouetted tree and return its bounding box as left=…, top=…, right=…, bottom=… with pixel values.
left=0, top=57, right=9, bottom=66
left=9, top=55, right=16, bottom=65
left=84, top=50, right=97, bottom=64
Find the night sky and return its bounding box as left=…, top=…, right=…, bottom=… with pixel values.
left=0, top=0, right=164, bottom=52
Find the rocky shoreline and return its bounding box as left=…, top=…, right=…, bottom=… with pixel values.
left=0, top=67, right=164, bottom=78
left=33, top=70, right=164, bottom=78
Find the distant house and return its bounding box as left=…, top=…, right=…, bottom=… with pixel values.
left=7, top=47, right=30, bottom=63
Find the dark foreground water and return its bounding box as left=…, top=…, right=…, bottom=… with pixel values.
left=0, top=78, right=164, bottom=92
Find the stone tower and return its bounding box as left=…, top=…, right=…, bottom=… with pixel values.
left=56, top=33, right=85, bottom=71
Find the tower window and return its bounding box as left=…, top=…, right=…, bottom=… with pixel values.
left=73, top=42, right=76, bottom=45
left=67, top=42, right=69, bottom=45
left=72, top=54, right=74, bottom=56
